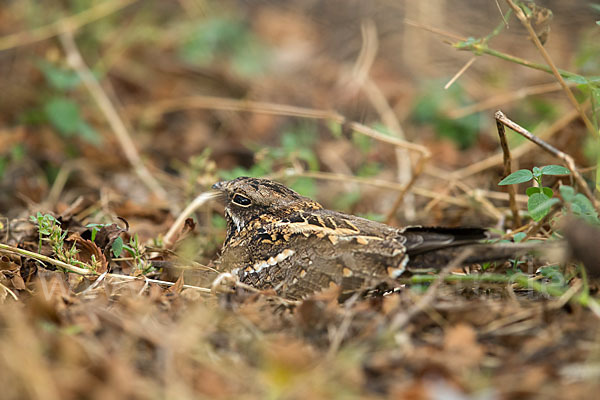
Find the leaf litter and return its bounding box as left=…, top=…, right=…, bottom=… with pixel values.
left=2, top=1, right=600, bottom=399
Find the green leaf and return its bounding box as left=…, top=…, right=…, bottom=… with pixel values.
left=499, top=169, right=533, bottom=185
left=571, top=193, right=600, bottom=225
left=111, top=236, right=124, bottom=258
left=528, top=193, right=559, bottom=221
left=541, top=165, right=569, bottom=175
left=525, top=186, right=552, bottom=198
left=38, top=60, right=80, bottom=90
left=411, top=81, right=480, bottom=149
left=513, top=232, right=527, bottom=243
left=564, top=73, right=593, bottom=84
left=559, top=185, right=575, bottom=202
left=44, top=97, right=82, bottom=136
left=526, top=187, right=541, bottom=197
left=532, top=166, right=542, bottom=179
left=91, top=227, right=99, bottom=242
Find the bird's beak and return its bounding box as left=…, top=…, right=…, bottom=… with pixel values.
left=212, top=181, right=225, bottom=191
left=211, top=181, right=228, bottom=203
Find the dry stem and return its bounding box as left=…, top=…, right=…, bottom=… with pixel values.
left=59, top=30, right=168, bottom=204
left=495, top=110, right=599, bottom=210
left=496, top=114, right=522, bottom=227
left=504, top=0, right=595, bottom=135
left=0, top=0, right=137, bottom=52
left=452, top=107, right=582, bottom=179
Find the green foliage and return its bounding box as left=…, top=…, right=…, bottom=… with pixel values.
left=498, top=169, right=533, bottom=185
left=43, top=97, right=83, bottom=136
left=356, top=161, right=383, bottom=178
left=537, top=265, right=567, bottom=290
left=30, top=212, right=61, bottom=253
left=219, top=124, right=320, bottom=195
left=178, top=16, right=267, bottom=77
left=499, top=166, right=599, bottom=224
left=412, top=81, right=480, bottom=149
left=37, top=60, right=80, bottom=90
left=278, top=128, right=319, bottom=171
left=121, top=233, right=151, bottom=273
left=499, top=165, right=569, bottom=221
left=36, top=60, right=102, bottom=146
left=559, top=185, right=600, bottom=225
left=30, top=212, right=91, bottom=271
left=111, top=236, right=124, bottom=258
left=86, top=223, right=125, bottom=258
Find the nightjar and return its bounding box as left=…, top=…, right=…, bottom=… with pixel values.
left=213, top=177, right=525, bottom=300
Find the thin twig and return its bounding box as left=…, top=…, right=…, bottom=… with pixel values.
left=0, top=242, right=213, bottom=294
left=352, top=20, right=414, bottom=221
left=407, top=14, right=589, bottom=85
left=106, top=273, right=212, bottom=294
left=398, top=273, right=596, bottom=309
left=0, top=0, right=137, bottom=52
left=280, top=170, right=470, bottom=208
left=444, top=56, right=477, bottom=90
left=0, top=281, right=19, bottom=301
left=495, top=0, right=509, bottom=28
left=134, top=95, right=431, bottom=159
left=403, top=19, right=466, bottom=42
left=58, top=30, right=168, bottom=203
left=0, top=243, right=90, bottom=275
left=133, top=95, right=431, bottom=211
left=495, top=111, right=599, bottom=210
left=448, top=81, right=565, bottom=119
left=496, top=113, right=522, bottom=227
left=384, top=171, right=421, bottom=224
left=163, top=191, right=218, bottom=248
left=452, top=107, right=582, bottom=179
left=45, top=161, right=76, bottom=208
left=504, top=0, right=595, bottom=135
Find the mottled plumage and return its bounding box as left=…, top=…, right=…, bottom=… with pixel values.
left=213, top=177, right=519, bottom=299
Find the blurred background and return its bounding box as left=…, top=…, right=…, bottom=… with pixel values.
left=2, top=2, right=600, bottom=399
left=1, top=0, right=598, bottom=255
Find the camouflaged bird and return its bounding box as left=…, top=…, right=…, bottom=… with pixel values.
left=213, top=177, right=527, bottom=300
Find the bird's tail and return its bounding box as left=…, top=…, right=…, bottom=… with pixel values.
left=399, top=226, right=560, bottom=272
left=405, top=242, right=543, bottom=272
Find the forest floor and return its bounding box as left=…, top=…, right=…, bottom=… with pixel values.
left=1, top=1, right=600, bottom=399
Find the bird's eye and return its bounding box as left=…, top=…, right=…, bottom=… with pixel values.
left=232, top=193, right=252, bottom=207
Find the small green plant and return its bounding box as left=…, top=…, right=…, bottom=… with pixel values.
left=85, top=223, right=126, bottom=258
left=498, top=165, right=569, bottom=221
left=123, top=234, right=152, bottom=273
left=558, top=185, right=600, bottom=225
left=30, top=212, right=92, bottom=271
left=411, top=80, right=480, bottom=149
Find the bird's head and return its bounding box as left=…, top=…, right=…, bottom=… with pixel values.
left=212, top=177, right=322, bottom=237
